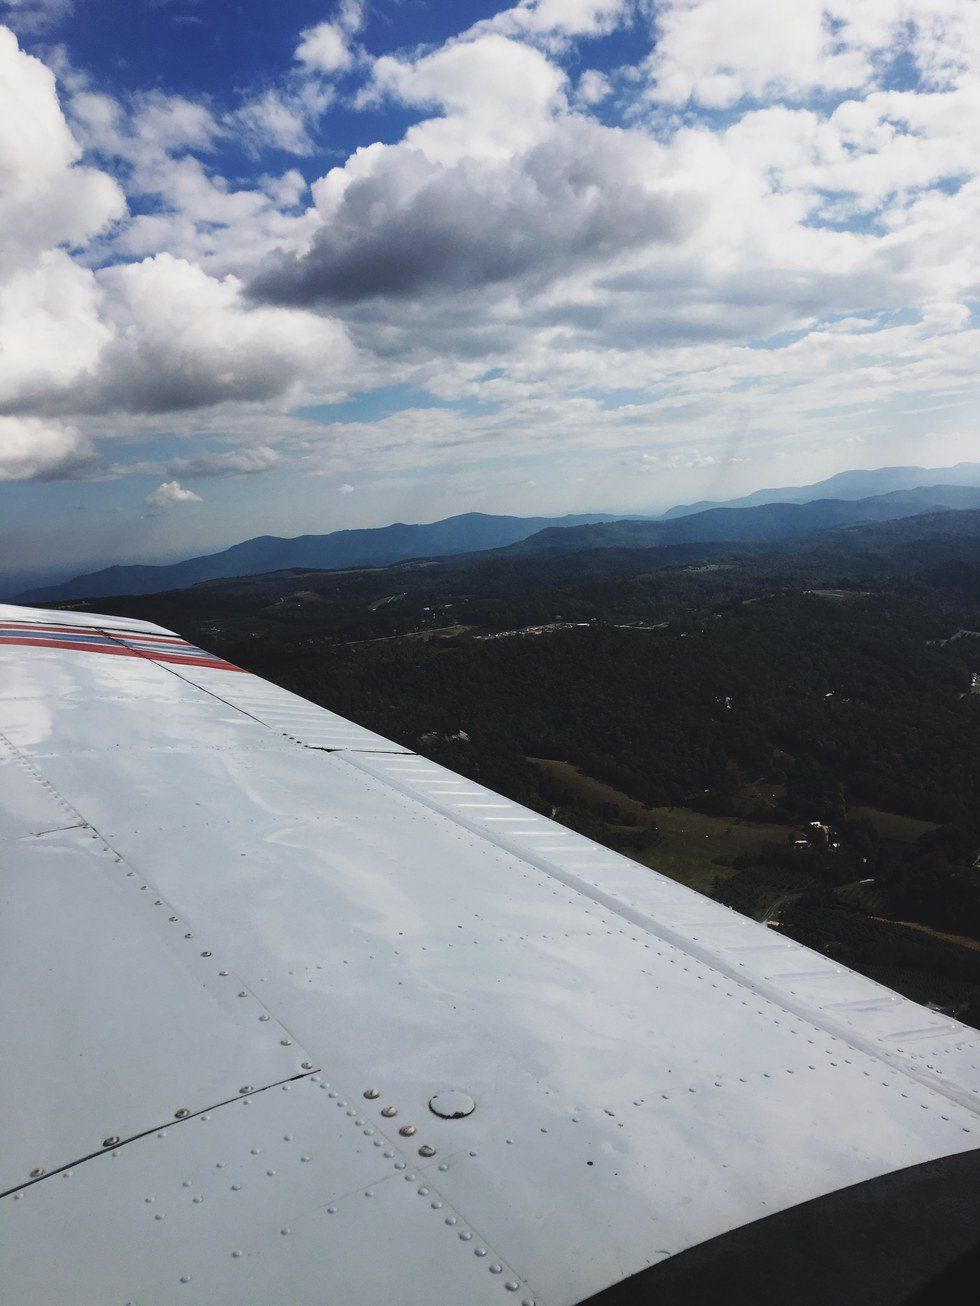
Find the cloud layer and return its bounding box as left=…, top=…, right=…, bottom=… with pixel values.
left=0, top=1, right=977, bottom=506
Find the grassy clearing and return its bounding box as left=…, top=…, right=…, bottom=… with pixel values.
left=527, top=757, right=803, bottom=894
left=848, top=805, right=938, bottom=843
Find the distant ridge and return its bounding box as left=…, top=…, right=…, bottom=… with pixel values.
left=491, top=486, right=980, bottom=558
left=660, top=462, right=980, bottom=519
left=17, top=512, right=620, bottom=602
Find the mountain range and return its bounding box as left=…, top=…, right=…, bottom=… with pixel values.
left=489, top=485, right=980, bottom=559
left=660, top=460, right=980, bottom=518
left=16, top=512, right=617, bottom=602
left=16, top=462, right=980, bottom=602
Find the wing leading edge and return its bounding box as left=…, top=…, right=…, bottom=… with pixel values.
left=1, top=602, right=978, bottom=1305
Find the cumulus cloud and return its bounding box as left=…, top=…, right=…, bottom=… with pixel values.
left=473, top=1, right=631, bottom=48
left=646, top=0, right=980, bottom=107
left=0, top=415, right=93, bottom=480
left=0, top=23, right=355, bottom=487
left=145, top=479, right=203, bottom=508
left=295, top=1, right=363, bottom=74
left=252, top=36, right=690, bottom=307
left=2, top=2, right=979, bottom=502
left=0, top=27, right=124, bottom=276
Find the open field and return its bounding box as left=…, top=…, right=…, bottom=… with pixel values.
left=528, top=757, right=804, bottom=893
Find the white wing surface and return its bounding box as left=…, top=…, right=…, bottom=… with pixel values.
left=1, top=602, right=978, bottom=1304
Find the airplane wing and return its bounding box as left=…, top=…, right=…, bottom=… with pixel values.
left=1, top=601, right=978, bottom=1305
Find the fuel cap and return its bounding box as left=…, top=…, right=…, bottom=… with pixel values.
left=429, top=1090, right=476, bottom=1119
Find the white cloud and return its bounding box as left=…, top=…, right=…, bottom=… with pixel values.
left=1, top=4, right=978, bottom=507
left=295, top=1, right=363, bottom=74
left=646, top=0, right=980, bottom=108
left=338, top=482, right=355, bottom=493
left=0, top=415, right=93, bottom=480
left=232, top=83, right=333, bottom=156
left=473, top=0, right=631, bottom=48
left=145, top=479, right=203, bottom=508
left=0, top=27, right=124, bottom=275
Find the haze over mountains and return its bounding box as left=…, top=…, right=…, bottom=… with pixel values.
left=16, top=462, right=980, bottom=602
left=661, top=461, right=980, bottom=518
left=494, top=485, right=980, bottom=559
left=16, top=512, right=617, bottom=602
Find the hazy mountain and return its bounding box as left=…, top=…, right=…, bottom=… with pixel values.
left=16, top=511, right=622, bottom=602
left=495, top=486, right=980, bottom=558
left=660, top=462, right=980, bottom=519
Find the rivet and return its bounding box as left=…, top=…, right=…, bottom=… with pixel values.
left=438, top=1162, right=449, bottom=1171
left=475, top=1247, right=488, bottom=1257
left=182, top=1180, right=192, bottom=1188
left=30, top=1167, right=45, bottom=1178
left=184, top=933, right=193, bottom=939
left=267, top=1169, right=276, bottom=1177
left=505, top=1283, right=519, bottom=1292
left=200, top=951, right=211, bottom=958
left=381, top=1106, right=398, bottom=1118
left=145, top=1196, right=154, bottom=1204
left=232, top=1251, right=242, bottom=1259
left=239, top=1086, right=252, bottom=1095
left=399, top=1124, right=417, bottom=1137
left=419, top=1143, right=437, bottom=1157
left=219, top=970, right=229, bottom=976
left=445, top=1216, right=457, bottom=1225
left=231, top=1184, right=242, bottom=1191
left=250, top=1148, right=260, bottom=1155
left=259, top=1015, right=270, bottom=1022
left=281, top=1038, right=292, bottom=1046
left=192, top=1196, right=203, bottom=1204
left=280, top=1227, right=290, bottom=1236
left=238, top=991, right=247, bottom=998
left=180, top=1276, right=191, bottom=1284
left=418, top=1186, right=430, bottom=1196
left=394, top=1161, right=406, bottom=1170
left=301, top=1061, right=313, bottom=1070
left=169, top=916, right=178, bottom=922
left=363, top=1088, right=380, bottom=1099
left=459, top=1232, right=473, bottom=1241
left=490, top=1264, right=503, bottom=1273
left=174, top=1109, right=189, bottom=1119
left=102, top=1136, right=120, bottom=1147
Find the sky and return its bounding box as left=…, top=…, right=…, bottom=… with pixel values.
left=0, top=0, right=978, bottom=585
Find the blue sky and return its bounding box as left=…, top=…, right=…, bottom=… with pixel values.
left=0, top=0, right=978, bottom=585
